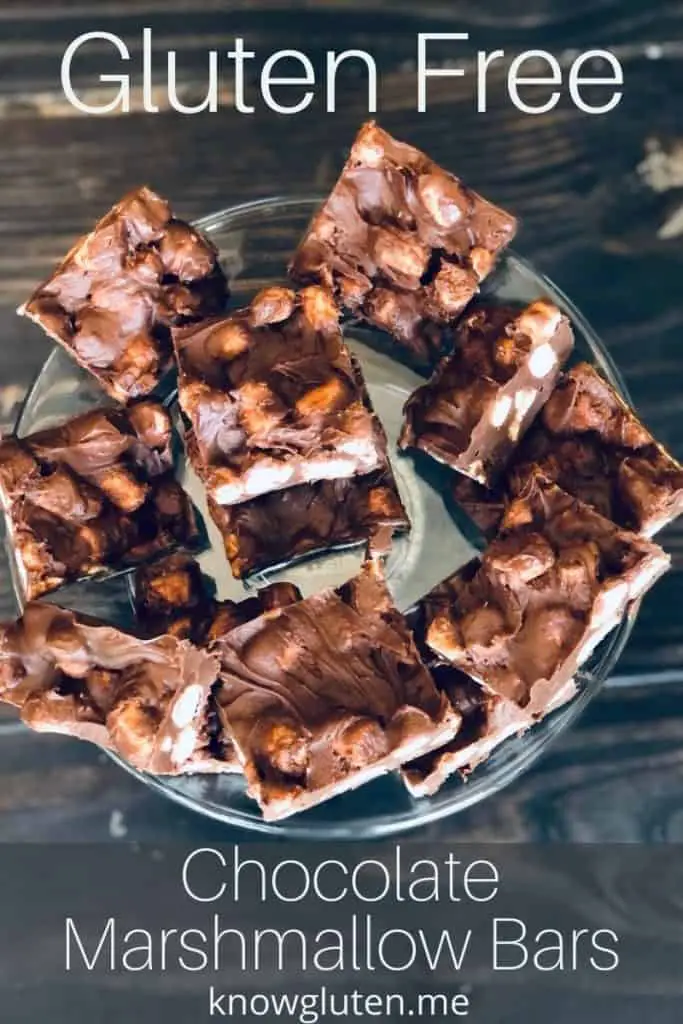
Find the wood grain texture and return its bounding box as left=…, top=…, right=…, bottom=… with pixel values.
left=0, top=0, right=681, bottom=840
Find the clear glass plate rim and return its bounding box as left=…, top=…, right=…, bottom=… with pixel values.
left=14, top=194, right=636, bottom=839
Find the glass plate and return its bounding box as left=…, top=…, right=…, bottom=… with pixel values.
left=15, top=196, right=635, bottom=838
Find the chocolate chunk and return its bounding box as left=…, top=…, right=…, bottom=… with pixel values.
left=541, top=363, right=683, bottom=535
left=424, top=478, right=669, bottom=717
left=135, top=556, right=304, bottom=647
left=19, top=187, right=227, bottom=403
left=291, top=121, right=517, bottom=365
left=210, top=558, right=459, bottom=821
left=134, top=553, right=217, bottom=644
left=173, top=285, right=389, bottom=506
left=401, top=664, right=528, bottom=797
left=400, top=301, right=574, bottom=486
left=134, top=555, right=302, bottom=774
left=0, top=402, right=198, bottom=600
left=207, top=462, right=409, bottom=579
left=453, top=362, right=683, bottom=538
left=0, top=602, right=219, bottom=775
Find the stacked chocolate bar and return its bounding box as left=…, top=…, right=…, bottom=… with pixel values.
left=0, top=122, right=678, bottom=820
left=172, top=283, right=409, bottom=577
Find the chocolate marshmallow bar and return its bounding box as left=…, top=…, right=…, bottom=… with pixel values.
left=19, top=187, right=227, bottom=403
left=0, top=602, right=218, bottom=775
left=402, top=665, right=527, bottom=797
left=400, top=301, right=574, bottom=486
left=211, top=559, right=460, bottom=820
left=207, top=463, right=409, bottom=579
left=453, top=362, right=683, bottom=538
left=291, top=121, right=517, bottom=365
left=134, top=554, right=302, bottom=773
left=539, top=363, right=683, bottom=535
left=424, top=478, right=669, bottom=717
left=0, top=402, right=199, bottom=600
left=173, top=285, right=388, bottom=506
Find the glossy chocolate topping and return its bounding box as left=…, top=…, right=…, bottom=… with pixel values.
left=541, top=363, right=683, bottom=535
left=0, top=402, right=198, bottom=600
left=210, top=559, right=458, bottom=820
left=134, top=553, right=217, bottom=644
left=291, top=121, right=517, bottom=364
left=207, top=463, right=409, bottom=579
left=19, top=187, right=228, bottom=403
left=0, top=602, right=219, bottom=774
left=400, top=300, right=574, bottom=485
left=134, top=554, right=303, bottom=773
left=425, top=478, right=669, bottom=715
left=452, top=362, right=683, bottom=538
left=174, top=284, right=387, bottom=505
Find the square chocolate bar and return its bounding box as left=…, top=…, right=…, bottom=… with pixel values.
left=424, top=478, right=669, bottom=717
left=400, top=300, right=574, bottom=486
left=0, top=402, right=198, bottom=600
left=173, top=285, right=388, bottom=505
left=211, top=559, right=459, bottom=820
left=0, top=602, right=219, bottom=775
left=134, top=555, right=302, bottom=773
left=453, top=362, right=683, bottom=538
left=291, top=121, right=517, bottom=365
left=402, top=665, right=528, bottom=797
left=538, top=362, right=683, bottom=536
left=19, top=187, right=227, bottom=403
left=207, top=462, right=409, bottom=579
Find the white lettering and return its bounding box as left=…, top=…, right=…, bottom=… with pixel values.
left=61, top=32, right=130, bottom=114
left=569, top=50, right=623, bottom=114
left=253, top=928, right=307, bottom=971
left=182, top=848, right=226, bottom=903
left=65, top=917, right=115, bottom=971
left=261, top=50, right=315, bottom=114
left=477, top=49, right=505, bottom=113
left=493, top=917, right=529, bottom=970
left=417, top=33, right=468, bottom=112
left=464, top=859, right=499, bottom=902
left=508, top=50, right=562, bottom=114
left=168, top=50, right=218, bottom=113
left=227, top=38, right=256, bottom=114
left=326, top=49, right=377, bottom=113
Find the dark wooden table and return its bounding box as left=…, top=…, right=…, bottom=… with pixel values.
left=0, top=0, right=682, bottom=842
